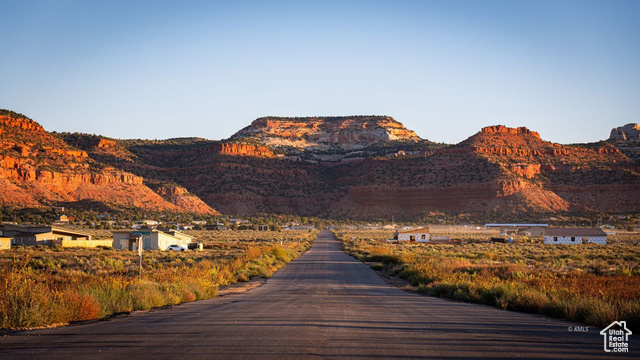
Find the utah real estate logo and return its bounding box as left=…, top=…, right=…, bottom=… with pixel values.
left=600, top=321, right=632, bottom=353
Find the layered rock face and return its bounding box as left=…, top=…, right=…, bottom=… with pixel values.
left=309, top=124, right=639, bottom=218
left=610, top=123, right=640, bottom=141
left=231, top=116, right=420, bottom=151
left=213, top=143, right=274, bottom=157
left=0, top=114, right=44, bottom=133
left=461, top=125, right=639, bottom=214
left=481, top=125, right=541, bottom=138
left=0, top=111, right=216, bottom=214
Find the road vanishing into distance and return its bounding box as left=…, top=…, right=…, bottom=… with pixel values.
left=2, top=231, right=636, bottom=359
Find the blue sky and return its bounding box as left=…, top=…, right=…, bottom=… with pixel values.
left=1, top=0, right=638, bottom=144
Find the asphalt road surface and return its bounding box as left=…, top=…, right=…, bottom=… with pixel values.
left=2, top=231, right=636, bottom=359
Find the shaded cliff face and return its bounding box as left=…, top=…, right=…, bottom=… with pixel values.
left=230, top=116, right=421, bottom=151
left=0, top=111, right=217, bottom=214
left=117, top=141, right=338, bottom=216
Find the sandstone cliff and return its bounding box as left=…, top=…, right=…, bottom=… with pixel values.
left=0, top=111, right=217, bottom=214
left=461, top=125, right=639, bottom=213
left=212, top=143, right=274, bottom=157
left=309, top=124, right=639, bottom=219
left=231, top=116, right=421, bottom=151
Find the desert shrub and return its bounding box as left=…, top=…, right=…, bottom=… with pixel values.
left=335, top=229, right=640, bottom=332
left=0, top=235, right=311, bottom=330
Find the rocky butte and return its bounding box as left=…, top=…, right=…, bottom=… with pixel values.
left=610, top=123, right=640, bottom=141
left=231, top=116, right=420, bottom=151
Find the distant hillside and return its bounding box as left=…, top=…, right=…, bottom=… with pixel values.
left=0, top=110, right=217, bottom=214
left=314, top=125, right=638, bottom=219
left=2, top=110, right=639, bottom=220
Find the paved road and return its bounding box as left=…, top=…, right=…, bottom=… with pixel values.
left=1, top=231, right=636, bottom=359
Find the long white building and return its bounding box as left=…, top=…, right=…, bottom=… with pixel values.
left=542, top=228, right=607, bottom=245
left=393, top=227, right=430, bottom=242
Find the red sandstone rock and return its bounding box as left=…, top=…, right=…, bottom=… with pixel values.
left=97, top=138, right=116, bottom=148
left=214, top=143, right=274, bottom=157
left=0, top=115, right=45, bottom=133
left=481, top=125, right=541, bottom=139
left=0, top=113, right=217, bottom=214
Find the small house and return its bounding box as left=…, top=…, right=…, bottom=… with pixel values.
left=205, top=224, right=227, bottom=231
left=0, top=237, right=11, bottom=250
left=112, top=229, right=195, bottom=251
left=257, top=225, right=270, bottom=231
left=393, top=227, right=430, bottom=242
left=53, top=215, right=70, bottom=225
left=4, top=224, right=92, bottom=245
left=543, top=228, right=607, bottom=245
left=1, top=224, right=110, bottom=248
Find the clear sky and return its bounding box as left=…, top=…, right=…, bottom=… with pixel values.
left=1, top=0, right=638, bottom=144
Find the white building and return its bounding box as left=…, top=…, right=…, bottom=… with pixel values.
left=393, top=227, right=430, bottom=242
left=543, top=228, right=607, bottom=245
left=112, top=229, right=194, bottom=251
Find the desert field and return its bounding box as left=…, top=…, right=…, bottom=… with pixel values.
left=335, top=229, right=640, bottom=332
left=0, top=230, right=315, bottom=330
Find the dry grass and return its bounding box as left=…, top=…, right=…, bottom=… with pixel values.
left=336, top=229, right=640, bottom=332
left=185, top=229, right=316, bottom=247
left=0, top=231, right=312, bottom=330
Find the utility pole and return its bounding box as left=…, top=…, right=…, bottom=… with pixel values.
left=138, top=236, right=143, bottom=282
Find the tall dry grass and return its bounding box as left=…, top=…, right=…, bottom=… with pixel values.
left=0, top=237, right=311, bottom=330
left=337, top=230, right=640, bottom=332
